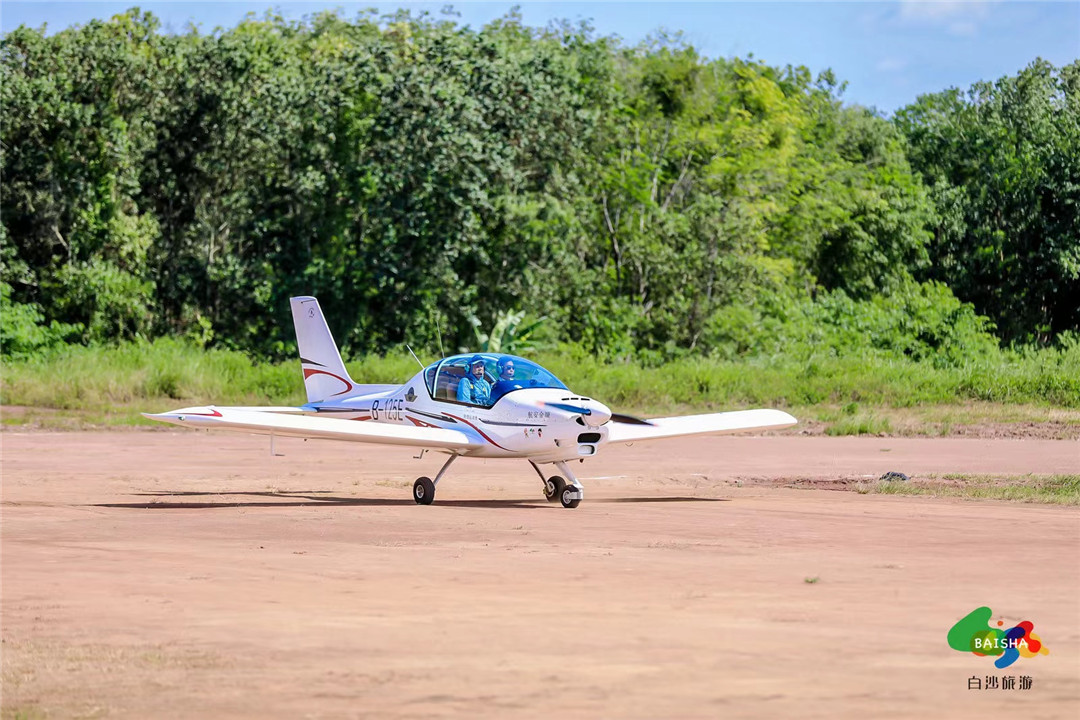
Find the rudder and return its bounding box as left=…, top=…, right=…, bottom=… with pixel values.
left=290, top=296, right=355, bottom=403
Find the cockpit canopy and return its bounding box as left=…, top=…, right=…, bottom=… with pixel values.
left=424, top=353, right=568, bottom=407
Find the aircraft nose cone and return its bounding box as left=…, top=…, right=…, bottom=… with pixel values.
left=584, top=401, right=612, bottom=427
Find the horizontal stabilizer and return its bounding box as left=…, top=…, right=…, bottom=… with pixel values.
left=607, top=408, right=796, bottom=444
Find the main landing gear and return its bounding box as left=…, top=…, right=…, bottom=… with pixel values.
left=412, top=454, right=458, bottom=505
left=412, top=455, right=585, bottom=509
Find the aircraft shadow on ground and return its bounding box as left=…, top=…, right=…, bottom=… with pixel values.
left=88, top=490, right=727, bottom=511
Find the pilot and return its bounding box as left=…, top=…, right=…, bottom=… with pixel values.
left=456, top=355, right=491, bottom=405
left=490, top=356, right=523, bottom=402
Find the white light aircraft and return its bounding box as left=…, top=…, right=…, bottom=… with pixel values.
left=146, top=297, right=797, bottom=508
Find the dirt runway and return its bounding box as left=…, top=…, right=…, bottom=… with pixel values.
left=2, top=430, right=1078, bottom=719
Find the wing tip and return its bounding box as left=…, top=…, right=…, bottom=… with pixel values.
left=775, top=410, right=798, bottom=426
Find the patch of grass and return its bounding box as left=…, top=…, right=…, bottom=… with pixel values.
left=804, top=576, right=820, bottom=584
left=1, top=337, right=304, bottom=413
left=9, top=709, right=47, bottom=720
left=825, top=413, right=892, bottom=436
left=545, top=343, right=1080, bottom=416
left=2, top=337, right=1078, bottom=432
left=873, top=474, right=1080, bottom=505
left=798, top=403, right=1080, bottom=439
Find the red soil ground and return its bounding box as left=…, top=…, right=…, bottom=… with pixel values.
left=2, top=430, right=1078, bottom=718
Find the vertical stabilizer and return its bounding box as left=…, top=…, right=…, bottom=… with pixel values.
left=290, top=296, right=355, bottom=403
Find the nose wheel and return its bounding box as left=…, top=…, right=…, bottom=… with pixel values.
left=532, top=461, right=584, bottom=509
left=543, top=475, right=566, bottom=503
left=559, top=484, right=581, bottom=509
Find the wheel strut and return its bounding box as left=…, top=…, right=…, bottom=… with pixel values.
left=432, top=453, right=458, bottom=487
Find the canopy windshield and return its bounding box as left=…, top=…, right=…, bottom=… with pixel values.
left=424, top=354, right=567, bottom=407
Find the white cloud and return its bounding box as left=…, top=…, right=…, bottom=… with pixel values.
left=897, top=0, right=993, bottom=36
left=876, top=57, right=910, bottom=72
left=948, top=20, right=980, bottom=36
left=899, top=1, right=985, bottom=21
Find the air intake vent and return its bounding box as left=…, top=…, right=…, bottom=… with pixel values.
left=577, top=432, right=601, bottom=444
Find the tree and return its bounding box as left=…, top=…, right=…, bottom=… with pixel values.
left=895, top=59, right=1080, bottom=344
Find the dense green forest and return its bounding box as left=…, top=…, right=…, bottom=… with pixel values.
left=2, top=8, right=1078, bottom=367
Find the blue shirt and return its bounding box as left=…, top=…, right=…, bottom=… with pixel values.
left=490, top=379, right=523, bottom=403
left=457, top=375, right=492, bottom=405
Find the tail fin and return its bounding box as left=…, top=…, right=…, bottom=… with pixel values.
left=290, top=296, right=355, bottom=403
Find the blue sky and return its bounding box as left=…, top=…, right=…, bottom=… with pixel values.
left=2, top=1, right=1077, bottom=113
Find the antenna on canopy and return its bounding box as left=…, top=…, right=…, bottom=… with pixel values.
left=405, top=345, right=424, bottom=371
left=434, top=314, right=446, bottom=359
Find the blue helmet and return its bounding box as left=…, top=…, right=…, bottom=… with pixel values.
left=469, top=354, right=486, bottom=368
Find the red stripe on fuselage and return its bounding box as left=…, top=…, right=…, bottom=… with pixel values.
left=443, top=413, right=508, bottom=450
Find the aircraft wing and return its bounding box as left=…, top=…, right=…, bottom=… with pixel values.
left=143, top=406, right=480, bottom=451
left=606, top=409, right=797, bottom=444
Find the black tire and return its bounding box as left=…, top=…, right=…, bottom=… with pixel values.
left=413, top=476, right=435, bottom=505
left=544, top=475, right=566, bottom=503
left=560, top=485, right=581, bottom=509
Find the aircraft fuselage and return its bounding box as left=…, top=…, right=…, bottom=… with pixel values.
left=307, top=373, right=611, bottom=461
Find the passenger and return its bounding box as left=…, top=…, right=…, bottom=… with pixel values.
left=456, top=355, right=491, bottom=405
left=490, top=356, right=523, bottom=402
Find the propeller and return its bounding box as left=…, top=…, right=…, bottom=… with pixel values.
left=610, top=413, right=653, bottom=426
left=541, top=401, right=652, bottom=427
left=541, top=399, right=611, bottom=427
left=546, top=401, right=592, bottom=416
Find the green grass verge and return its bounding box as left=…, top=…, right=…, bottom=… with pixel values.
left=1, top=338, right=1078, bottom=433
left=867, top=474, right=1080, bottom=505
left=823, top=413, right=893, bottom=436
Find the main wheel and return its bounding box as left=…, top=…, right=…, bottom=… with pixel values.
left=544, top=475, right=566, bottom=503
left=413, top=476, right=435, bottom=505
left=560, top=485, right=581, bottom=509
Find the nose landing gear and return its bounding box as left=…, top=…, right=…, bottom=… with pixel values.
left=542, top=475, right=565, bottom=502
left=531, top=460, right=584, bottom=509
